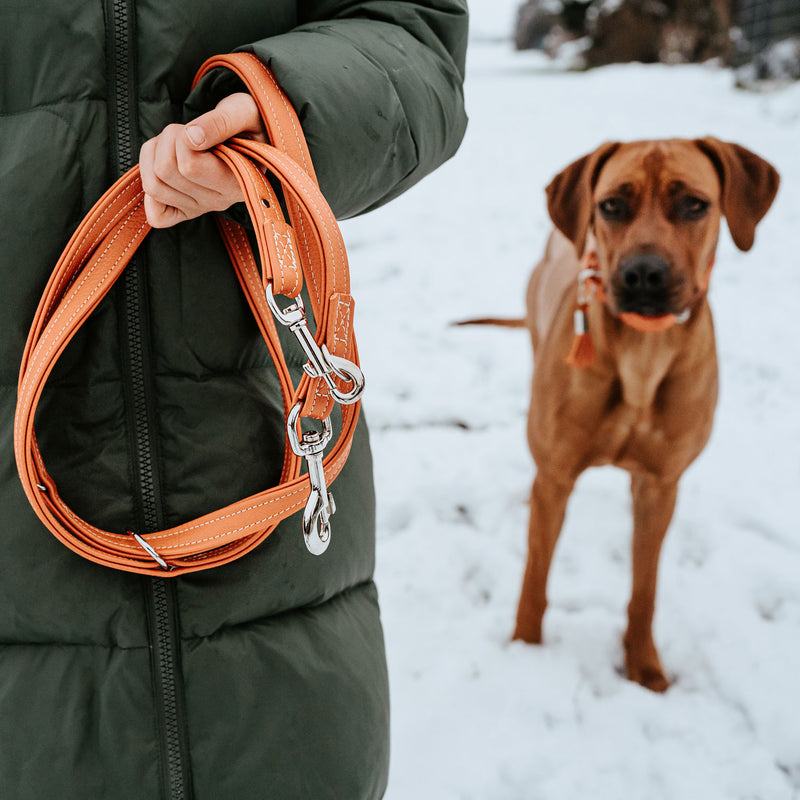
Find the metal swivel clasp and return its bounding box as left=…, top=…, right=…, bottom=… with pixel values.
left=266, top=287, right=365, bottom=406
left=287, top=404, right=335, bottom=555
left=302, top=446, right=336, bottom=556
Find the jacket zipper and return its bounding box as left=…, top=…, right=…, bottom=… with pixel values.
left=106, top=2, right=192, bottom=797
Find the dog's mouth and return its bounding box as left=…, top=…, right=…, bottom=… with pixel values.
left=609, top=253, right=690, bottom=320
left=614, top=294, right=685, bottom=318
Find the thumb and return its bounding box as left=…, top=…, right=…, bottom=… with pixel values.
left=185, top=93, right=263, bottom=150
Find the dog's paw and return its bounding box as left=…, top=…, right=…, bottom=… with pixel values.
left=629, top=663, right=670, bottom=693
left=511, top=621, right=543, bottom=645
left=625, top=648, right=670, bottom=692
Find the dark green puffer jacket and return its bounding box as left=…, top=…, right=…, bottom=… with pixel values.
left=0, top=2, right=467, bottom=798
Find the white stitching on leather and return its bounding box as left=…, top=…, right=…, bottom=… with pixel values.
left=272, top=226, right=300, bottom=297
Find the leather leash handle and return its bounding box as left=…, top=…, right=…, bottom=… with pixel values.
left=14, top=54, right=362, bottom=575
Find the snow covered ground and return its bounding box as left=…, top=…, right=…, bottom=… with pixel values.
left=341, top=3, right=800, bottom=798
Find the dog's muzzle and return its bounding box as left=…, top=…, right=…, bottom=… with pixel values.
left=613, top=253, right=680, bottom=317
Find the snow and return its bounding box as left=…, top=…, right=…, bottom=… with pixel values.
left=340, top=3, right=800, bottom=797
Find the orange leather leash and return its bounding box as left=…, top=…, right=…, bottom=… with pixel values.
left=14, top=53, right=364, bottom=575
left=566, top=250, right=715, bottom=368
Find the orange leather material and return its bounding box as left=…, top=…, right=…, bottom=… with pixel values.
left=264, top=218, right=303, bottom=297
left=14, top=54, right=361, bottom=576
left=327, top=293, right=356, bottom=361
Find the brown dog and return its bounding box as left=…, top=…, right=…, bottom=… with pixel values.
left=507, top=138, right=779, bottom=692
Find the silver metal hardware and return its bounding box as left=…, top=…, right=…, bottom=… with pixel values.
left=675, top=308, right=691, bottom=324
left=301, top=452, right=336, bottom=556
left=573, top=309, right=588, bottom=335
left=129, top=531, right=172, bottom=571
left=266, top=286, right=365, bottom=405
left=266, top=286, right=306, bottom=327
left=268, top=275, right=367, bottom=553
left=286, top=403, right=333, bottom=458
left=286, top=404, right=335, bottom=555
left=577, top=267, right=601, bottom=306
left=309, top=347, right=365, bottom=405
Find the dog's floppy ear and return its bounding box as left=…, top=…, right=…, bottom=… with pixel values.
left=546, top=142, right=620, bottom=255
left=694, top=137, right=780, bottom=251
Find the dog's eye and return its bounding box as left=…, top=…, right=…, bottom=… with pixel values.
left=677, top=196, right=710, bottom=221
left=598, top=197, right=628, bottom=221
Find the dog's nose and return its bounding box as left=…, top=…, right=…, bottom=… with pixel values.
left=620, top=254, right=669, bottom=291
left=616, top=254, right=672, bottom=316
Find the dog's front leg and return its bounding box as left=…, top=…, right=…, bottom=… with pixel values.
left=513, top=469, right=575, bottom=644
left=625, top=472, right=678, bottom=692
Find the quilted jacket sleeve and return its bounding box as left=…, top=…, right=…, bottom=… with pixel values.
left=188, top=0, right=468, bottom=219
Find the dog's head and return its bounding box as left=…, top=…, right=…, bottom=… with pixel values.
left=546, top=138, right=780, bottom=318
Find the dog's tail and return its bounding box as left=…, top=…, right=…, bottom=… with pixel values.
left=452, top=317, right=526, bottom=328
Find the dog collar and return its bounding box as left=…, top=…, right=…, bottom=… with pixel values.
left=566, top=251, right=712, bottom=368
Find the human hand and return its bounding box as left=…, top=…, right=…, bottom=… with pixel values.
left=139, top=92, right=266, bottom=228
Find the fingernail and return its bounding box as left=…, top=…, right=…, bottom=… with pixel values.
left=186, top=125, right=205, bottom=147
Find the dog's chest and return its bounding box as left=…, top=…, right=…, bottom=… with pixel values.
left=590, top=403, right=673, bottom=474
left=586, top=346, right=709, bottom=477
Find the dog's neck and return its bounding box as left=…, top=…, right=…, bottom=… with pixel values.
left=586, top=294, right=715, bottom=411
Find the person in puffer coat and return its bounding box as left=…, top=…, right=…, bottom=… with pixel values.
left=0, top=2, right=468, bottom=798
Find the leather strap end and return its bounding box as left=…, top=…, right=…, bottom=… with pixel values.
left=263, top=218, right=303, bottom=298
left=326, top=292, right=355, bottom=360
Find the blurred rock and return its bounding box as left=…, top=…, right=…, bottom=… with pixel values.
left=514, top=0, right=562, bottom=51
left=514, top=0, right=736, bottom=68
left=736, top=36, right=800, bottom=89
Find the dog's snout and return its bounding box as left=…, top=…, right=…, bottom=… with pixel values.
left=620, top=254, right=669, bottom=291
left=615, top=253, right=674, bottom=316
